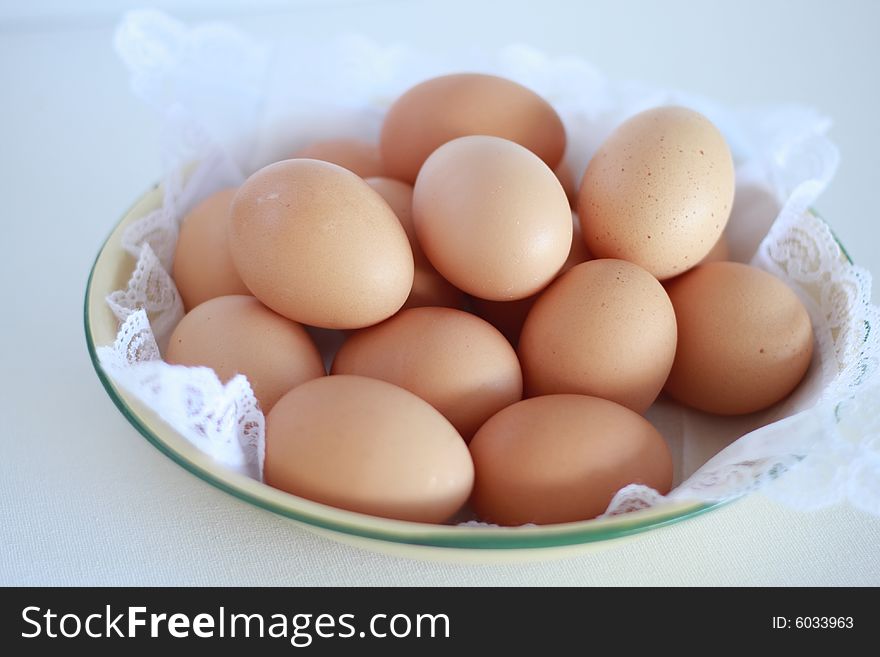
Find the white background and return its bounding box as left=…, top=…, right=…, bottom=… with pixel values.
left=1, top=0, right=879, bottom=585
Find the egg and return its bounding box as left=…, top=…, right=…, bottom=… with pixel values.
left=579, top=106, right=735, bottom=280
left=292, top=138, right=385, bottom=178
left=165, top=295, right=325, bottom=412
left=519, top=259, right=677, bottom=413
left=380, top=73, right=566, bottom=183
left=366, top=176, right=465, bottom=310
left=413, top=136, right=572, bottom=301
left=332, top=307, right=522, bottom=440
left=471, top=213, right=590, bottom=344
left=172, top=188, right=250, bottom=310
left=664, top=261, right=814, bottom=415
left=229, top=159, right=414, bottom=329
left=469, top=394, right=673, bottom=525
left=265, top=375, right=474, bottom=523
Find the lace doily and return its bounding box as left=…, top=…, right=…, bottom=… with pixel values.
left=99, top=9, right=880, bottom=519
left=97, top=309, right=264, bottom=481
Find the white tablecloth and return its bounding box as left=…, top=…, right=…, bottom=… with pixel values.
left=2, top=0, right=879, bottom=586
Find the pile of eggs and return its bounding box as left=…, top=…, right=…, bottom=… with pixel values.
left=167, top=73, right=815, bottom=526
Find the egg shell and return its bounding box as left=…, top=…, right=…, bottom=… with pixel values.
left=165, top=295, right=325, bottom=412
left=172, top=188, right=250, bottom=310
left=472, top=213, right=590, bottom=345
left=229, top=159, right=414, bottom=329
left=469, top=394, right=673, bottom=525
left=380, top=73, right=566, bottom=183
left=664, top=261, right=814, bottom=415
left=265, top=375, right=474, bottom=523
left=366, top=176, right=466, bottom=310
left=413, top=135, right=572, bottom=301
left=519, top=259, right=677, bottom=413
left=332, top=307, right=522, bottom=440
left=579, top=106, right=735, bottom=280
left=292, top=138, right=385, bottom=178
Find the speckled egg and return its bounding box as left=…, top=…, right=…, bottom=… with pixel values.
left=664, top=261, right=814, bottom=414
left=579, top=106, right=735, bottom=280
left=519, top=259, right=677, bottom=413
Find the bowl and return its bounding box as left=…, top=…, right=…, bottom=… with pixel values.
left=86, top=183, right=727, bottom=562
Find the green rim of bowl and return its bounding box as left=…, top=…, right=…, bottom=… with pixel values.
left=85, top=188, right=848, bottom=551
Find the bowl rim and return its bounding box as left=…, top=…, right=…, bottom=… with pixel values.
left=91, top=182, right=852, bottom=551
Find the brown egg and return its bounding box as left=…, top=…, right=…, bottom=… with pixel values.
left=265, top=375, right=474, bottom=523
left=664, top=262, right=814, bottom=415
left=579, top=106, right=735, bottom=280
left=172, top=188, right=250, bottom=310
left=472, top=213, right=590, bottom=345
left=229, top=159, right=414, bottom=329
left=413, top=136, right=572, bottom=301
left=332, top=307, right=522, bottom=440
left=366, top=176, right=466, bottom=310
left=469, top=394, right=673, bottom=525
left=291, top=138, right=385, bottom=178
left=519, top=259, right=677, bottom=413
left=380, top=73, right=566, bottom=183
left=165, top=295, right=325, bottom=412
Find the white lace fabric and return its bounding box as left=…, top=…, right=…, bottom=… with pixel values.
left=98, top=9, right=880, bottom=519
